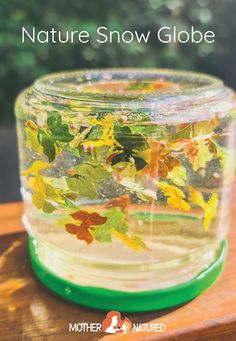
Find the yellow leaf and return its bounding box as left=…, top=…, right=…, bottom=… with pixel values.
left=156, top=182, right=190, bottom=212
left=57, top=215, right=78, bottom=226
left=32, top=192, right=55, bottom=213
left=28, top=174, right=60, bottom=201
left=171, top=138, right=213, bottom=173
left=191, top=121, right=215, bottom=137
left=27, top=169, right=63, bottom=213
left=82, top=124, right=115, bottom=147
left=167, top=196, right=190, bottom=211
left=112, top=229, right=150, bottom=252
left=69, top=101, right=93, bottom=113
left=203, top=193, right=218, bottom=231
left=27, top=177, right=38, bottom=192
left=25, top=125, right=43, bottom=155
left=167, top=166, right=186, bottom=186
left=192, top=140, right=213, bottom=171
left=22, top=161, right=51, bottom=176
left=137, top=148, right=151, bottom=164
left=188, top=186, right=206, bottom=209
left=188, top=186, right=218, bottom=230
left=32, top=192, right=45, bottom=210
left=112, top=162, right=137, bottom=179
left=69, top=127, right=91, bottom=148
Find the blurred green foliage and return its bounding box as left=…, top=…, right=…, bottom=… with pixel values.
left=0, top=0, right=236, bottom=124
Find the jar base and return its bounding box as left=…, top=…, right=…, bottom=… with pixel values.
left=28, top=237, right=227, bottom=312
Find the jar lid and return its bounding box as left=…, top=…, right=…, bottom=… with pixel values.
left=29, top=236, right=227, bottom=312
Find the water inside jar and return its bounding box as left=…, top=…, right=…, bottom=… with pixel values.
left=16, top=72, right=235, bottom=291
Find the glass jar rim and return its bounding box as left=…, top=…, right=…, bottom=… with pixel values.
left=34, top=68, right=225, bottom=101
left=21, top=68, right=234, bottom=124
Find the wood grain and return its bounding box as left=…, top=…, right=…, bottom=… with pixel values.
left=0, top=202, right=24, bottom=236
left=0, top=190, right=235, bottom=340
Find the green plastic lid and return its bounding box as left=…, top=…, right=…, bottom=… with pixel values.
left=29, top=237, right=226, bottom=312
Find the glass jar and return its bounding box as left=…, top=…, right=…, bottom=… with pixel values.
left=15, top=69, right=236, bottom=311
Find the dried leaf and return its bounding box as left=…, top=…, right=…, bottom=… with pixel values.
left=125, top=80, right=176, bottom=93
left=106, top=195, right=130, bottom=212
left=66, top=162, right=109, bottom=199
left=22, top=161, right=71, bottom=213
left=69, top=127, right=92, bottom=148
left=188, top=186, right=218, bottom=230
left=37, top=112, right=74, bottom=162
left=92, top=208, right=128, bottom=242
left=22, top=161, right=52, bottom=176
left=141, top=141, right=180, bottom=179
left=47, top=111, right=74, bottom=143
left=82, top=124, right=114, bottom=147
left=188, top=186, right=206, bottom=209
left=203, top=193, right=218, bottom=231
left=112, top=229, right=150, bottom=252
left=120, top=177, right=156, bottom=202
left=114, top=123, right=149, bottom=151
left=25, top=121, right=43, bottom=155
left=28, top=174, right=63, bottom=213
left=65, top=210, right=107, bottom=244
left=167, top=166, right=187, bottom=186
left=66, top=177, right=97, bottom=199
left=156, top=182, right=190, bottom=211
left=71, top=210, right=107, bottom=225
left=38, top=130, right=56, bottom=163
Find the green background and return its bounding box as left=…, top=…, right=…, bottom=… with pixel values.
left=1, top=0, right=236, bottom=125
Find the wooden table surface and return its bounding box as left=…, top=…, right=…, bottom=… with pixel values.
left=0, top=196, right=236, bottom=341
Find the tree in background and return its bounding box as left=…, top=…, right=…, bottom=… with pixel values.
left=0, top=0, right=236, bottom=124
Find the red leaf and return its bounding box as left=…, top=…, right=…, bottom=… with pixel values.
left=106, top=195, right=130, bottom=212
left=66, top=222, right=93, bottom=244
left=76, top=225, right=93, bottom=244
left=71, top=210, right=90, bottom=221
left=141, top=141, right=179, bottom=179
left=86, top=212, right=107, bottom=225
left=65, top=224, right=79, bottom=234
left=66, top=210, right=107, bottom=244
left=71, top=210, right=107, bottom=225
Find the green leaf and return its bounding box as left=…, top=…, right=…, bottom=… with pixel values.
left=125, top=81, right=150, bottom=90
left=88, top=126, right=103, bottom=139
left=170, top=124, right=192, bottom=140
left=131, top=124, right=168, bottom=139
left=133, top=156, right=148, bottom=170
left=38, top=130, right=56, bottom=162
left=32, top=192, right=55, bottom=213
left=74, top=162, right=109, bottom=183
left=42, top=201, right=56, bottom=213
left=47, top=111, right=74, bottom=142
left=36, top=112, right=73, bottom=162
left=66, top=162, right=109, bottom=199
left=66, top=177, right=97, bottom=199
left=67, top=147, right=82, bottom=157
left=114, top=123, right=149, bottom=151
left=111, top=152, right=147, bottom=171
left=92, top=208, right=128, bottom=242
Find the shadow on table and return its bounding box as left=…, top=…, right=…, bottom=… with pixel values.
left=0, top=231, right=189, bottom=341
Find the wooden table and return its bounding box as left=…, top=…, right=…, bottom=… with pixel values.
left=0, top=198, right=236, bottom=341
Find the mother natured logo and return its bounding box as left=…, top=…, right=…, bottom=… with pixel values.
left=102, top=311, right=132, bottom=334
